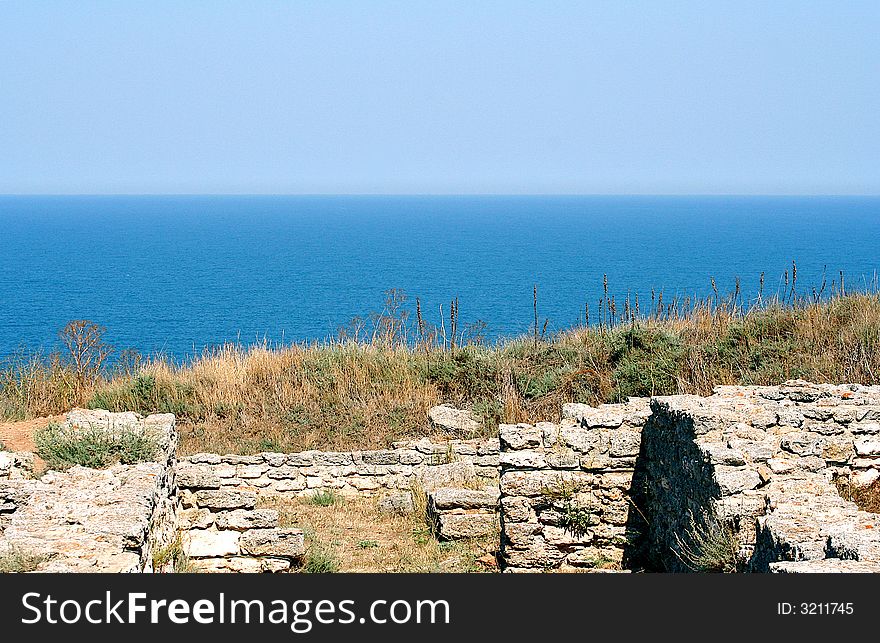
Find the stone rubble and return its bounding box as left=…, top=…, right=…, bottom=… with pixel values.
left=0, top=410, right=177, bottom=572
left=4, top=386, right=880, bottom=574
left=427, top=405, right=482, bottom=436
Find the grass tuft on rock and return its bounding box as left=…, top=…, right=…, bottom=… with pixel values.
left=34, top=422, right=158, bottom=470
left=0, top=546, right=48, bottom=573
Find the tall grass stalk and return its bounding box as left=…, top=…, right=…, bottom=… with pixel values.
left=1, top=276, right=879, bottom=455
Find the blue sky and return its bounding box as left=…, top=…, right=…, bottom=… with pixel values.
left=0, top=1, right=877, bottom=194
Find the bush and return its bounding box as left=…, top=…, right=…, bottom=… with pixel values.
left=34, top=422, right=158, bottom=470
left=425, top=348, right=498, bottom=402
left=151, top=534, right=195, bottom=573
left=306, top=490, right=341, bottom=507
left=0, top=546, right=48, bottom=573
left=672, top=512, right=742, bottom=573
left=300, top=545, right=339, bottom=573
left=89, top=374, right=203, bottom=419
left=610, top=327, right=684, bottom=399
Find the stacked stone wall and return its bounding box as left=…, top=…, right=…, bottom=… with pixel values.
left=0, top=410, right=178, bottom=572
left=179, top=438, right=499, bottom=499
left=498, top=399, right=650, bottom=572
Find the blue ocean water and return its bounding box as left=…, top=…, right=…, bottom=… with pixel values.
left=1, top=195, right=878, bottom=361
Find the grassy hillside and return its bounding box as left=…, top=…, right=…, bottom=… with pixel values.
left=2, top=291, right=879, bottom=455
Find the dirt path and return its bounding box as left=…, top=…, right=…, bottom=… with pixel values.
left=0, top=414, right=65, bottom=452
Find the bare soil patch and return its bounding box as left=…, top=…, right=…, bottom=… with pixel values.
left=0, top=414, right=64, bottom=454
left=258, top=494, right=499, bottom=573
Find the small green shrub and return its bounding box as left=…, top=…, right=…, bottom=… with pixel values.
left=673, top=512, right=742, bottom=573
left=89, top=374, right=204, bottom=420
left=300, top=545, right=339, bottom=573
left=610, top=326, right=684, bottom=399
left=306, top=489, right=341, bottom=507
left=151, top=534, right=195, bottom=573
left=558, top=501, right=596, bottom=540
left=541, top=478, right=596, bottom=540
left=357, top=540, right=379, bottom=549
left=34, top=422, right=158, bottom=470
left=0, top=546, right=48, bottom=573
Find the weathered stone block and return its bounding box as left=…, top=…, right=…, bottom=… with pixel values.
left=359, top=450, right=400, bottom=465
left=501, top=496, right=534, bottom=523
left=215, top=509, right=279, bottom=530
left=499, top=450, right=547, bottom=469
left=178, top=507, right=214, bottom=530
left=428, top=405, right=481, bottom=435
left=239, top=528, right=305, bottom=558
left=429, top=487, right=499, bottom=510
left=499, top=424, right=542, bottom=450
left=436, top=512, right=497, bottom=540
left=855, top=437, right=880, bottom=456
left=186, top=530, right=241, bottom=558
left=714, top=466, right=763, bottom=496
left=609, top=430, right=642, bottom=457
left=194, top=489, right=257, bottom=510
left=378, top=491, right=415, bottom=515
left=261, top=452, right=288, bottom=466
left=176, top=465, right=222, bottom=489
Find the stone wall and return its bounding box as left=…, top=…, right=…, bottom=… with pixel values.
left=178, top=485, right=305, bottom=572
left=639, top=382, right=880, bottom=573
left=179, top=437, right=499, bottom=499
left=498, top=399, right=650, bottom=572
left=4, top=382, right=880, bottom=574
left=0, top=451, right=34, bottom=481
left=175, top=438, right=498, bottom=572
left=427, top=487, right=499, bottom=540
left=0, top=410, right=178, bottom=572
left=497, top=382, right=880, bottom=573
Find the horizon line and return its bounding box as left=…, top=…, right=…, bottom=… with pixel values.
left=1, top=192, right=879, bottom=198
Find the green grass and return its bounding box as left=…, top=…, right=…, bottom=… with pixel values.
left=0, top=547, right=48, bottom=573
left=672, top=513, right=743, bottom=573
left=34, top=422, right=159, bottom=470
left=151, top=534, right=196, bottom=573
left=3, top=290, right=880, bottom=454
left=299, top=545, right=340, bottom=573
left=306, top=489, right=341, bottom=507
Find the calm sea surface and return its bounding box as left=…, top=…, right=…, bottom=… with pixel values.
left=1, top=195, right=878, bottom=360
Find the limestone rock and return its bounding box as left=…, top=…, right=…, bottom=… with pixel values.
left=855, top=437, right=880, bottom=456
left=194, top=489, right=257, bottom=510
left=429, top=487, right=499, bottom=511
left=186, top=530, right=241, bottom=558
left=435, top=512, right=496, bottom=540
left=413, top=461, right=480, bottom=491
left=499, top=424, right=542, bottom=450
left=176, top=464, right=221, bottom=489
left=377, top=491, right=415, bottom=515
left=428, top=405, right=481, bottom=435
left=215, top=509, right=280, bottom=531
left=239, top=528, right=305, bottom=558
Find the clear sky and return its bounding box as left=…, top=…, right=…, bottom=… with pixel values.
left=0, top=1, right=877, bottom=195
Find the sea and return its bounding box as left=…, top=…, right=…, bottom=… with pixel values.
left=1, top=195, right=878, bottom=361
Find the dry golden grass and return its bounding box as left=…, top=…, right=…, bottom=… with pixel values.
left=258, top=494, right=499, bottom=573
left=3, top=293, right=880, bottom=455
left=835, top=477, right=880, bottom=514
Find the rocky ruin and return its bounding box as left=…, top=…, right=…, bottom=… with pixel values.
left=2, top=381, right=880, bottom=573
left=499, top=381, right=880, bottom=572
